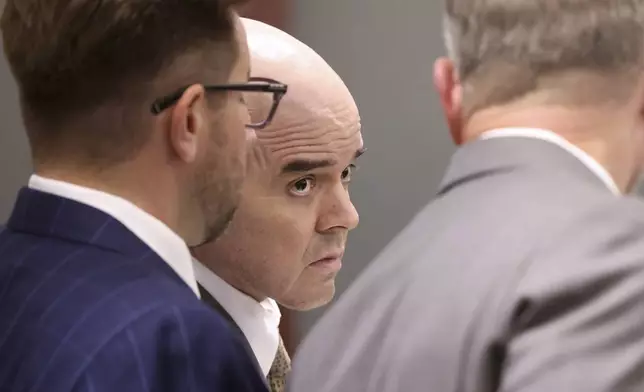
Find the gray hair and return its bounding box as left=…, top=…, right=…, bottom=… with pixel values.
left=442, top=14, right=459, bottom=70
left=442, top=0, right=644, bottom=112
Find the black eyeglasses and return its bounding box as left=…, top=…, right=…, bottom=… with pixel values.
left=150, top=77, right=288, bottom=129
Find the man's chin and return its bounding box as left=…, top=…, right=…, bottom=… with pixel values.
left=277, top=285, right=336, bottom=311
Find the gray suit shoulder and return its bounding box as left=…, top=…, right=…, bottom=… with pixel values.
left=518, top=194, right=644, bottom=293
left=498, top=195, right=644, bottom=391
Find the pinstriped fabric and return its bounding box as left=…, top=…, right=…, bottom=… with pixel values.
left=88, top=219, right=113, bottom=244
left=125, top=328, right=149, bottom=392
left=0, top=241, right=45, bottom=304
left=0, top=248, right=86, bottom=351
left=0, top=188, right=269, bottom=392
left=82, top=373, right=96, bottom=392
left=48, top=197, right=66, bottom=231
left=28, top=279, right=160, bottom=392
left=171, top=306, right=197, bottom=392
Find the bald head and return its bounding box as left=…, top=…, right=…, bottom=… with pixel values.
left=193, top=18, right=363, bottom=311
left=241, top=18, right=359, bottom=133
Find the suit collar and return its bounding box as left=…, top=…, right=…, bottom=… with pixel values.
left=197, top=282, right=268, bottom=384
left=193, top=259, right=281, bottom=377
left=6, top=186, right=190, bottom=292
left=8, top=187, right=149, bottom=256
left=439, top=135, right=615, bottom=196
left=26, top=175, right=199, bottom=297
left=480, top=128, right=619, bottom=194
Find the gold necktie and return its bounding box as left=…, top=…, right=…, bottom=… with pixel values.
left=267, top=337, right=291, bottom=392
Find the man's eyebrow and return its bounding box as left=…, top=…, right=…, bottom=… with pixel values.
left=281, top=159, right=336, bottom=174
left=280, top=147, right=366, bottom=174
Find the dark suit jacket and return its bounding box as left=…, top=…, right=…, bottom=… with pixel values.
left=0, top=188, right=268, bottom=392
left=198, top=283, right=266, bottom=380
left=291, top=137, right=644, bottom=392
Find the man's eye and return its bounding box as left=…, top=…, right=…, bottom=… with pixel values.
left=290, top=177, right=314, bottom=196
left=342, top=164, right=357, bottom=182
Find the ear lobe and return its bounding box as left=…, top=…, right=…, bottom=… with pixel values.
left=170, top=84, right=206, bottom=163
left=433, top=57, right=464, bottom=145
left=449, top=84, right=464, bottom=145
left=433, top=58, right=450, bottom=100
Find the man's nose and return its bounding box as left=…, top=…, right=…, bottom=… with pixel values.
left=317, top=185, right=359, bottom=232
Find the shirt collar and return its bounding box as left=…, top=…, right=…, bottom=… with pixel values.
left=192, top=258, right=281, bottom=376
left=480, top=128, right=621, bottom=195
left=28, top=174, right=200, bottom=297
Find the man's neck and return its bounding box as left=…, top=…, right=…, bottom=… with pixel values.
left=463, top=104, right=640, bottom=193
left=204, top=264, right=268, bottom=304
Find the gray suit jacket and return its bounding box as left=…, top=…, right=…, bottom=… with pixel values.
left=289, top=137, right=644, bottom=392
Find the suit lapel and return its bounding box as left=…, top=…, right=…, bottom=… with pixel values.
left=197, top=283, right=268, bottom=381
left=197, top=283, right=242, bottom=333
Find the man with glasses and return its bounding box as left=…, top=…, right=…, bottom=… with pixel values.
left=192, top=18, right=364, bottom=392
left=0, top=1, right=272, bottom=391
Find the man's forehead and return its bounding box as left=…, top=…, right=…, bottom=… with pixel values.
left=268, top=127, right=363, bottom=171
left=241, top=18, right=363, bottom=170
left=259, top=97, right=361, bottom=143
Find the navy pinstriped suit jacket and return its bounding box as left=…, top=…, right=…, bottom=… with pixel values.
left=0, top=188, right=268, bottom=392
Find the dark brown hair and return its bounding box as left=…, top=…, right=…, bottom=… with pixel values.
left=2, top=0, right=244, bottom=166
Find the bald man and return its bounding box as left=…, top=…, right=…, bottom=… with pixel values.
left=191, top=18, right=364, bottom=392
left=289, top=1, right=644, bottom=392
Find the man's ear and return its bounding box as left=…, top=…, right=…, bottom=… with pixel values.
left=169, top=84, right=207, bottom=163
left=433, top=57, right=464, bottom=145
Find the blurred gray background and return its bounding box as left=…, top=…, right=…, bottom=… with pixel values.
left=290, top=1, right=453, bottom=334
left=0, top=0, right=453, bottom=340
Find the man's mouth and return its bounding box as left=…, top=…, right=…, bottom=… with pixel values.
left=309, top=251, right=344, bottom=272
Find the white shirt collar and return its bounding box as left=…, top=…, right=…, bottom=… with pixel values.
left=480, top=128, right=621, bottom=195
left=192, top=259, right=281, bottom=376
left=28, top=174, right=200, bottom=297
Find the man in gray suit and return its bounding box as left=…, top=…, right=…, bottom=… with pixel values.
left=289, top=1, right=644, bottom=391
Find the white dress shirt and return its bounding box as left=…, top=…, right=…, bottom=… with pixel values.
left=193, top=259, right=281, bottom=376
left=28, top=174, right=200, bottom=297
left=480, top=127, right=620, bottom=195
